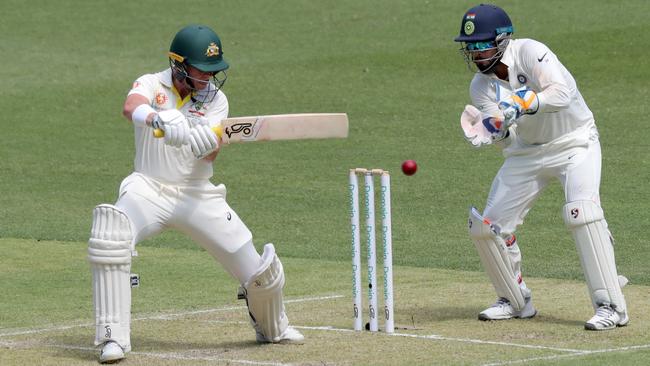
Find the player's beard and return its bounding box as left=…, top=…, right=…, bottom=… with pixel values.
left=475, top=59, right=498, bottom=74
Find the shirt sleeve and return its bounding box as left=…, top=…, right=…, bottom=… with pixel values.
left=127, top=74, right=157, bottom=103
left=469, top=75, right=503, bottom=118
left=520, top=40, right=576, bottom=113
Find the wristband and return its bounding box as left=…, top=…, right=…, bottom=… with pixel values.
left=132, top=104, right=157, bottom=127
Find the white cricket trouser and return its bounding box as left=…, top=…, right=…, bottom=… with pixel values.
left=115, top=172, right=260, bottom=283
left=483, top=124, right=603, bottom=291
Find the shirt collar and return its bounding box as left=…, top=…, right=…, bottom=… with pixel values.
left=499, top=40, right=515, bottom=68
left=159, top=68, right=174, bottom=88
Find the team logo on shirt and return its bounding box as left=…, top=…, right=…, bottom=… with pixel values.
left=205, top=42, right=220, bottom=57
left=517, top=74, right=527, bottom=84
left=155, top=92, right=168, bottom=106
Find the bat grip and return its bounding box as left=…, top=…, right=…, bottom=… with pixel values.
left=152, top=126, right=223, bottom=139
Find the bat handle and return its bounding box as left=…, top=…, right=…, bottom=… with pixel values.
left=152, top=126, right=223, bottom=139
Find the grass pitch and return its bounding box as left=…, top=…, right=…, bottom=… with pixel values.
left=1, top=0, right=649, bottom=364
left=2, top=239, right=650, bottom=365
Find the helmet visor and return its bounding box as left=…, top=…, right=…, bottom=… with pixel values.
left=464, top=41, right=497, bottom=51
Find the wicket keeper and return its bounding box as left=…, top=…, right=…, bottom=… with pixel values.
left=455, top=4, right=629, bottom=330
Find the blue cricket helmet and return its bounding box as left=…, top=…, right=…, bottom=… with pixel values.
left=454, top=4, right=513, bottom=42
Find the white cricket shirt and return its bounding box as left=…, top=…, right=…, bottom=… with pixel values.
left=469, top=39, right=595, bottom=145
left=127, top=68, right=228, bottom=184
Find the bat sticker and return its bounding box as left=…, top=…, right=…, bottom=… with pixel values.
left=225, top=121, right=255, bottom=138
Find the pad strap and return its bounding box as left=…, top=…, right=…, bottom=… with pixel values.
left=468, top=207, right=527, bottom=310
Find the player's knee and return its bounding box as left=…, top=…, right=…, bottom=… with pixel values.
left=563, top=200, right=604, bottom=229
left=468, top=208, right=497, bottom=240
left=88, top=204, right=133, bottom=265
left=243, top=243, right=285, bottom=294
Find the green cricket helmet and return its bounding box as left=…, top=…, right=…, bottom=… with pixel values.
left=169, top=24, right=229, bottom=72
left=168, top=25, right=229, bottom=103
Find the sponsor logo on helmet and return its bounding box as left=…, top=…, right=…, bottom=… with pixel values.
left=464, top=21, right=475, bottom=35
left=465, top=13, right=476, bottom=20
left=155, top=92, right=169, bottom=106
left=205, top=42, right=220, bottom=57
left=132, top=81, right=140, bottom=89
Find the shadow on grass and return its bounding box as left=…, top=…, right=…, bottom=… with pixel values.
left=400, top=303, right=585, bottom=328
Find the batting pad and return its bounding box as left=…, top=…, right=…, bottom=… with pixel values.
left=241, top=243, right=289, bottom=342
left=563, top=200, right=627, bottom=312
left=468, top=207, right=526, bottom=311
left=87, top=204, right=134, bottom=351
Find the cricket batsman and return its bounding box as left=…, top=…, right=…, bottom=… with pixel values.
left=455, top=4, right=629, bottom=330
left=88, top=24, right=303, bottom=363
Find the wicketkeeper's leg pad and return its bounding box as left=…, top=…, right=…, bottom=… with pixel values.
left=239, top=243, right=289, bottom=342
left=469, top=207, right=526, bottom=311
left=563, top=200, right=627, bottom=312
left=87, top=204, right=134, bottom=351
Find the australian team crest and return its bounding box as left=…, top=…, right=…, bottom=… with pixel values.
left=205, top=42, right=220, bottom=57
left=154, top=92, right=168, bottom=106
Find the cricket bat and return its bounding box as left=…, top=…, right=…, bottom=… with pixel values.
left=153, top=113, right=348, bottom=144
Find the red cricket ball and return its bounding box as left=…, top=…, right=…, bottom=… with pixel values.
left=401, top=160, right=418, bottom=176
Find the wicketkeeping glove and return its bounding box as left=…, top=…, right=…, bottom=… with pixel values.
left=152, top=109, right=190, bottom=147
left=498, top=87, right=539, bottom=124
left=481, top=116, right=509, bottom=142
left=460, top=105, right=510, bottom=147
left=189, top=124, right=219, bottom=159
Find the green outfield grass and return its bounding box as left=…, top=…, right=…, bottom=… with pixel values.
left=1, top=0, right=649, bottom=364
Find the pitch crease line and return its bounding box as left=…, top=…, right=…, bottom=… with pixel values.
left=3, top=341, right=289, bottom=366
left=481, top=343, right=650, bottom=366
left=0, top=294, right=343, bottom=338
left=293, top=325, right=583, bottom=353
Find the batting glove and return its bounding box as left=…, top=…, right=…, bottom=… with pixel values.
left=189, top=124, right=219, bottom=159
left=498, top=87, right=539, bottom=124
left=152, top=109, right=191, bottom=147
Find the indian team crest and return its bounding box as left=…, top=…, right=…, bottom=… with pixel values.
left=205, top=42, right=220, bottom=57
left=464, top=21, right=475, bottom=35
left=517, top=74, right=527, bottom=84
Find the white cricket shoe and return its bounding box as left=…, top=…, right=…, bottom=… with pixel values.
left=478, top=297, right=537, bottom=321
left=585, top=305, right=629, bottom=330
left=99, top=341, right=125, bottom=363
left=256, top=326, right=305, bottom=344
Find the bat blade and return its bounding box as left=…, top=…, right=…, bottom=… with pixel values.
left=219, top=113, right=348, bottom=144
left=153, top=113, right=349, bottom=144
